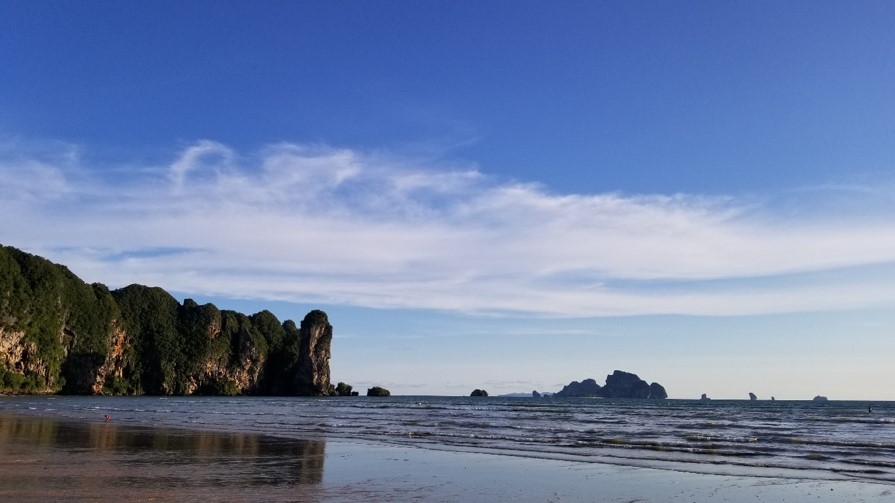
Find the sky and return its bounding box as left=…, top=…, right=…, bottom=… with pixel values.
left=2, top=2, right=895, bottom=399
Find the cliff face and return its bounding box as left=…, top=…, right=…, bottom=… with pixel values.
left=0, top=244, right=331, bottom=396
left=1, top=245, right=120, bottom=393
left=294, top=310, right=333, bottom=396
left=90, top=325, right=129, bottom=394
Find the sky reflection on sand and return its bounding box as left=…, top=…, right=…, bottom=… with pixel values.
left=0, top=414, right=326, bottom=496
left=2, top=413, right=894, bottom=503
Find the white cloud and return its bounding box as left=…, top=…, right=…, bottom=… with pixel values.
left=0, top=138, right=81, bottom=200
left=3, top=139, right=895, bottom=317
left=258, top=143, right=360, bottom=190
left=168, top=139, right=235, bottom=193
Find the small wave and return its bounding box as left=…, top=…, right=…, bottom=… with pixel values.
left=6, top=396, right=895, bottom=484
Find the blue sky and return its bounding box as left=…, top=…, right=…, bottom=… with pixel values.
left=2, top=2, right=895, bottom=398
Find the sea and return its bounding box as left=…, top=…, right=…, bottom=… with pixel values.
left=1, top=395, right=893, bottom=484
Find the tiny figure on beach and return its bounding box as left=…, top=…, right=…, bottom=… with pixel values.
left=104, top=415, right=111, bottom=422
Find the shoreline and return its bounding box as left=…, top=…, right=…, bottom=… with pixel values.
left=1, top=412, right=894, bottom=502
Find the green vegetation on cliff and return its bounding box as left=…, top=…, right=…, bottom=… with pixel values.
left=0, top=244, right=335, bottom=396
left=0, top=246, right=119, bottom=393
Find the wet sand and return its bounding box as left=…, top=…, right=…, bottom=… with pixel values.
left=1, top=413, right=893, bottom=502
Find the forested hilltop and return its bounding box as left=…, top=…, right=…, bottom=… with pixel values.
left=0, top=244, right=339, bottom=396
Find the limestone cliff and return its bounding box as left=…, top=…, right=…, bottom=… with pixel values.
left=90, top=325, right=129, bottom=394
left=0, top=244, right=332, bottom=396
left=294, top=310, right=333, bottom=396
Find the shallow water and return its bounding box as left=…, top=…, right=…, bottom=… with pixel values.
left=2, top=395, right=893, bottom=483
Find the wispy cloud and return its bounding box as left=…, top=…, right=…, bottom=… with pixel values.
left=3, top=139, right=895, bottom=317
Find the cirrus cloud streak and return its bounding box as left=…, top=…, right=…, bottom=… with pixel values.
left=3, top=139, right=895, bottom=317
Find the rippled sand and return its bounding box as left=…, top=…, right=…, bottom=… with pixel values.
left=0, top=413, right=892, bottom=502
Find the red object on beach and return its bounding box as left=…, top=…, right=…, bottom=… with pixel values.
left=104, top=415, right=111, bottom=422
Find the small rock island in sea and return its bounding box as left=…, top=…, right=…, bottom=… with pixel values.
left=555, top=370, right=667, bottom=399
left=367, top=386, right=391, bottom=397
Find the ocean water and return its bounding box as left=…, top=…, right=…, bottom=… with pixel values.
left=2, top=395, right=893, bottom=483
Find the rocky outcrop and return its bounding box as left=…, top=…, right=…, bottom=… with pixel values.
left=648, top=382, right=668, bottom=400
left=470, top=389, right=488, bottom=397
left=294, top=310, right=333, bottom=396
left=602, top=370, right=651, bottom=398
left=555, top=378, right=602, bottom=397
left=0, top=243, right=334, bottom=397
left=0, top=328, right=27, bottom=375
left=813, top=395, right=828, bottom=402
left=532, top=390, right=541, bottom=398
left=367, top=386, right=390, bottom=397
left=0, top=327, right=50, bottom=392
left=222, top=316, right=267, bottom=394
left=335, top=382, right=358, bottom=396
left=556, top=371, right=667, bottom=399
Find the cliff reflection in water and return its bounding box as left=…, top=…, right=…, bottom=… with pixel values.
left=0, top=415, right=326, bottom=486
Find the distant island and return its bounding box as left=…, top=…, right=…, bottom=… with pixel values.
left=367, top=386, right=391, bottom=397
left=0, top=244, right=347, bottom=396
left=556, top=370, right=667, bottom=399
left=497, top=391, right=552, bottom=398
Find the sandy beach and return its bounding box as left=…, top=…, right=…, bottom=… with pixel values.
left=1, top=413, right=892, bottom=502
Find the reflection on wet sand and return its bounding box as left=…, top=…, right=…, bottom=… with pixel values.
left=0, top=414, right=326, bottom=501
